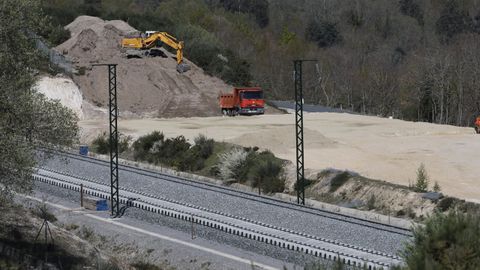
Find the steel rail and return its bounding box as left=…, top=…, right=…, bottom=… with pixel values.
left=42, top=149, right=412, bottom=237
left=33, top=168, right=403, bottom=269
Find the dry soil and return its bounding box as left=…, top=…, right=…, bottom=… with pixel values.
left=80, top=112, right=480, bottom=202
left=55, top=16, right=237, bottom=118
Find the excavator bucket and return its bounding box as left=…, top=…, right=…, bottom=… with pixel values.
left=176, top=63, right=190, bottom=73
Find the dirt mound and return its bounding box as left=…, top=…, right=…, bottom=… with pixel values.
left=55, top=16, right=231, bottom=118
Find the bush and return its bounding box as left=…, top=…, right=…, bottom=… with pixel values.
left=436, top=197, right=456, bottom=212
left=193, top=134, right=214, bottom=159
left=216, top=147, right=248, bottom=181
left=46, top=24, right=71, bottom=46
left=132, top=131, right=164, bottom=162
left=91, top=132, right=110, bottom=154
left=249, top=150, right=285, bottom=194
left=306, top=20, right=342, bottom=48
left=132, top=132, right=217, bottom=172
left=401, top=211, right=480, bottom=269
left=91, top=132, right=130, bottom=155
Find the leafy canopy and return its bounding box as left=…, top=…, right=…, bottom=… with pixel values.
left=0, top=0, right=78, bottom=201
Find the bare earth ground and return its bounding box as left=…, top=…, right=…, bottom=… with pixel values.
left=54, top=16, right=237, bottom=118
left=79, top=112, right=480, bottom=202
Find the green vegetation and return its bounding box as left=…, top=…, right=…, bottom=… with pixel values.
left=398, top=211, right=480, bottom=270
left=91, top=132, right=130, bottom=155
left=414, top=163, right=429, bottom=192
left=216, top=147, right=285, bottom=194
left=40, top=0, right=253, bottom=86
left=105, top=131, right=286, bottom=193
left=132, top=132, right=204, bottom=171
left=0, top=0, right=78, bottom=202
left=38, top=0, right=480, bottom=126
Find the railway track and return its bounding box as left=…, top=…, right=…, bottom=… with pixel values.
left=43, top=150, right=412, bottom=237
left=34, top=167, right=404, bottom=269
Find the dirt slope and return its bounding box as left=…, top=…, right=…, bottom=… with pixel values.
left=55, top=16, right=231, bottom=118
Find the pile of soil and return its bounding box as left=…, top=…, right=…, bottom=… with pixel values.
left=55, top=16, right=231, bottom=118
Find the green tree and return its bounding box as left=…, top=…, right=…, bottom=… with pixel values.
left=0, top=0, right=78, bottom=202
left=415, top=163, right=429, bottom=192
left=400, top=211, right=480, bottom=269
left=305, top=20, right=342, bottom=48
left=436, top=0, right=472, bottom=43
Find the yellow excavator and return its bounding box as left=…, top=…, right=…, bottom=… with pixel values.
left=121, top=31, right=190, bottom=73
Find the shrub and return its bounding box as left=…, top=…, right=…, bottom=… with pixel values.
left=158, top=135, right=191, bottom=164
left=91, top=132, right=130, bottom=155
left=436, top=197, right=456, bottom=212
left=46, top=24, right=71, bottom=46
left=132, top=131, right=164, bottom=162
left=401, top=211, right=480, bottom=269
left=132, top=132, right=219, bottom=172
left=216, top=147, right=248, bottom=181
left=249, top=151, right=285, bottom=194
left=306, top=20, right=342, bottom=48
left=193, top=134, right=214, bottom=159
left=91, top=132, right=110, bottom=154
left=414, top=163, right=429, bottom=192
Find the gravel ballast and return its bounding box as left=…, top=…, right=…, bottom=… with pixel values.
left=40, top=154, right=412, bottom=255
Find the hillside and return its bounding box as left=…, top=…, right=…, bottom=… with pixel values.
left=54, top=16, right=231, bottom=118
left=42, top=0, right=480, bottom=126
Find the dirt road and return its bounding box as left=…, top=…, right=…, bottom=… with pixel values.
left=80, top=112, right=480, bottom=202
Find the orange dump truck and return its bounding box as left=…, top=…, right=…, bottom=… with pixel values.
left=475, top=116, right=480, bottom=133
left=218, top=87, right=265, bottom=116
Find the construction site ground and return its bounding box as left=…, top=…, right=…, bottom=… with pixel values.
left=79, top=113, right=480, bottom=203
left=36, top=15, right=479, bottom=207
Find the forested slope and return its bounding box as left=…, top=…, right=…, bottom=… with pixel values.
left=41, top=0, right=480, bottom=126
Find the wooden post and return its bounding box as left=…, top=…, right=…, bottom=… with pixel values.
left=80, top=184, right=84, bottom=207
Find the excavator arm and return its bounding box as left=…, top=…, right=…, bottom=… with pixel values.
left=121, top=31, right=189, bottom=73
left=143, top=32, right=184, bottom=64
